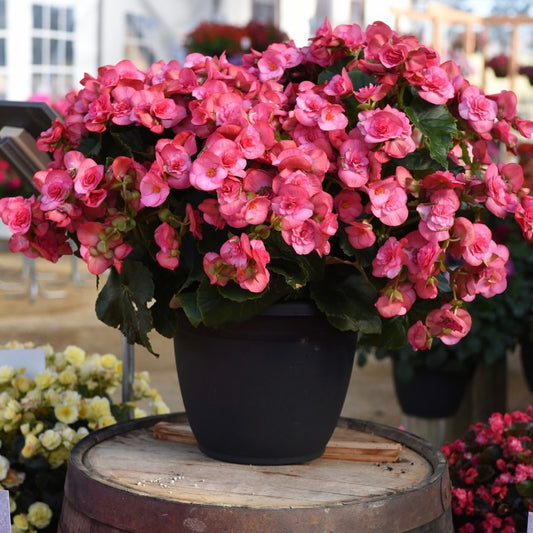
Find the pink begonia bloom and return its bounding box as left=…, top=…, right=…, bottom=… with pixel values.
left=378, top=42, right=409, bottom=68
left=189, top=151, right=227, bottom=191
left=353, top=83, right=389, bottom=104
left=294, top=91, right=328, bottom=127
left=357, top=105, right=416, bottom=158
left=323, top=69, right=353, bottom=97
left=220, top=234, right=249, bottom=268
left=235, top=236, right=271, bottom=293
left=372, top=236, right=407, bottom=278
left=515, top=195, right=533, bottom=239
left=77, top=222, right=132, bottom=275
left=208, top=137, right=247, bottom=178
left=282, top=219, right=329, bottom=256
left=198, top=198, right=225, bottom=229
left=345, top=220, right=376, bottom=249
left=332, top=23, right=364, bottom=48
left=0, top=196, right=33, bottom=234
left=375, top=281, right=416, bottom=318
left=203, top=252, right=233, bottom=287
left=154, top=222, right=180, bottom=270
left=338, top=137, right=370, bottom=187
left=484, top=162, right=523, bottom=217
left=271, top=184, right=314, bottom=230
left=139, top=171, right=170, bottom=207
left=155, top=138, right=192, bottom=189
left=407, top=320, right=431, bottom=351
left=317, top=104, right=348, bottom=131
left=39, top=170, right=73, bottom=211
left=257, top=49, right=287, bottom=82
left=462, top=223, right=496, bottom=266
left=74, top=158, right=104, bottom=196
left=416, top=65, right=455, bottom=105
left=334, top=189, right=363, bottom=223
left=111, top=85, right=137, bottom=126
left=475, top=243, right=509, bottom=298
left=458, top=85, right=498, bottom=135
left=235, top=124, right=266, bottom=160
left=417, top=189, right=460, bottom=242
left=368, top=177, right=409, bottom=227
left=425, top=305, right=472, bottom=345
left=243, top=196, right=271, bottom=225
left=84, top=93, right=113, bottom=133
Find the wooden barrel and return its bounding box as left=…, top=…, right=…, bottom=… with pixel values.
left=58, top=413, right=453, bottom=533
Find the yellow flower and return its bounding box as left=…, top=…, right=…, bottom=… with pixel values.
left=96, top=414, right=116, bottom=428
left=54, top=403, right=79, bottom=425
left=9, top=494, right=16, bottom=513
left=88, top=396, right=111, bottom=419
left=0, top=455, right=9, bottom=480
left=27, top=501, right=52, bottom=529
left=58, top=369, right=77, bottom=386
left=64, top=345, right=86, bottom=365
left=61, top=390, right=81, bottom=406
left=152, top=400, right=170, bottom=415
left=34, top=371, right=57, bottom=390
left=39, top=429, right=61, bottom=451
left=134, top=407, right=147, bottom=419
left=12, top=375, right=32, bottom=394
left=47, top=446, right=70, bottom=468
left=21, top=434, right=40, bottom=458
left=12, top=513, right=29, bottom=529
left=100, top=353, right=118, bottom=369
left=3, top=399, right=21, bottom=421
left=0, top=365, right=15, bottom=384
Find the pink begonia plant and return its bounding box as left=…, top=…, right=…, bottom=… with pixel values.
left=442, top=407, right=533, bottom=532
left=1, top=19, right=533, bottom=354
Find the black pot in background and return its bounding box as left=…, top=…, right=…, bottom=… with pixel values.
left=174, top=301, right=357, bottom=465
left=393, top=361, right=474, bottom=419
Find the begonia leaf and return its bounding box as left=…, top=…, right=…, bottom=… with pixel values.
left=95, top=261, right=155, bottom=354
left=403, top=95, right=458, bottom=169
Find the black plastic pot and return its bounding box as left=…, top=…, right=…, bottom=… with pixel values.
left=174, top=301, right=357, bottom=465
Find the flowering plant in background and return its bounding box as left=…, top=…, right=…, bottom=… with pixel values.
left=486, top=54, right=511, bottom=78
left=184, top=20, right=288, bottom=58
left=1, top=19, right=533, bottom=355
left=0, top=160, right=34, bottom=199
left=442, top=407, right=533, bottom=532
left=0, top=341, right=169, bottom=532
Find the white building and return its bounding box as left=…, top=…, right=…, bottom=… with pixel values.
left=0, top=0, right=412, bottom=102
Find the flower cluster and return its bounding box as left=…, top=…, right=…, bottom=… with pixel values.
left=442, top=407, right=533, bottom=532
left=1, top=19, right=533, bottom=354
left=0, top=341, right=169, bottom=532
left=0, top=160, right=33, bottom=199
left=185, top=20, right=288, bottom=57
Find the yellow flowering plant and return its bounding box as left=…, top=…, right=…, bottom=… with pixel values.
left=0, top=341, right=169, bottom=532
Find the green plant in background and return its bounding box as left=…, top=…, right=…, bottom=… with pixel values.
left=0, top=341, right=169, bottom=532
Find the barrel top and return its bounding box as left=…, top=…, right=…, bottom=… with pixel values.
left=75, top=413, right=442, bottom=509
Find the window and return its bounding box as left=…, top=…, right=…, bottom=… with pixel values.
left=252, top=0, right=276, bottom=23
left=124, top=13, right=158, bottom=69
left=31, top=3, right=75, bottom=98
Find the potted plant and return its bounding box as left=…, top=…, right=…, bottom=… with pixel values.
left=1, top=19, right=533, bottom=463
left=442, top=407, right=533, bottom=532
left=0, top=340, right=169, bottom=532
left=486, top=54, right=511, bottom=78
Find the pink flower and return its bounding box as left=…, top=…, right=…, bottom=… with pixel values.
left=334, top=189, right=363, bottom=222
left=154, top=222, right=180, bottom=270
left=140, top=170, right=170, bottom=207
left=189, top=151, right=227, bottom=191
left=271, top=184, right=314, bottom=229
left=372, top=237, right=407, bottom=278
left=425, top=304, right=472, bottom=345
left=338, top=136, right=370, bottom=188
left=415, top=65, right=455, bottom=105
left=345, top=220, right=376, bottom=249
left=407, top=321, right=431, bottom=351
left=458, top=85, right=498, bottom=135
left=0, top=196, right=33, bottom=234
left=462, top=223, right=496, bottom=266
left=40, top=170, right=73, bottom=211
left=368, top=177, right=409, bottom=226
left=417, top=189, right=460, bottom=241
left=317, top=104, right=348, bottom=131
left=357, top=105, right=416, bottom=158
left=73, top=158, right=104, bottom=196
left=375, top=281, right=416, bottom=318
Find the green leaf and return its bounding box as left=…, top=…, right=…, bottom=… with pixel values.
left=95, top=261, right=156, bottom=354
left=310, top=273, right=381, bottom=334
left=266, top=231, right=325, bottom=288
left=195, top=280, right=281, bottom=327
left=358, top=315, right=409, bottom=349
left=403, top=94, right=459, bottom=169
